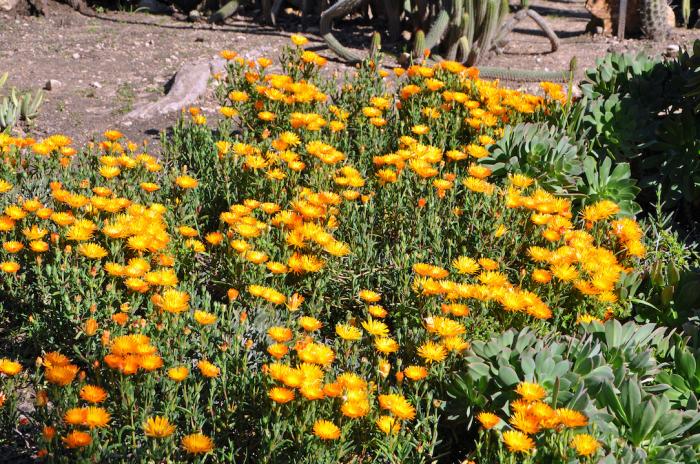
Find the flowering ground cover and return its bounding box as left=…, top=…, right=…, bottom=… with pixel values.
left=1, top=36, right=700, bottom=463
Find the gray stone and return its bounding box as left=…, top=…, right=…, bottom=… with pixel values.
left=124, top=60, right=211, bottom=121
left=44, top=79, right=62, bottom=91
left=0, top=0, right=19, bottom=11
left=188, top=9, right=201, bottom=21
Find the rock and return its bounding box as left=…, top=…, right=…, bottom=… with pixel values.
left=72, top=52, right=80, bottom=59
left=0, top=0, right=19, bottom=11
left=188, top=9, right=201, bottom=21
left=124, top=60, right=212, bottom=121
left=44, top=79, right=62, bottom=91
left=137, top=0, right=172, bottom=14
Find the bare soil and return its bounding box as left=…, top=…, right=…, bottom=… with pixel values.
left=1, top=0, right=700, bottom=146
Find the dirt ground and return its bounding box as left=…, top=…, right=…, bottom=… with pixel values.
left=2, top=0, right=700, bottom=146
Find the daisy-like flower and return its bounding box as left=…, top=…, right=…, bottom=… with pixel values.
left=515, top=381, right=546, bottom=402
left=403, top=365, right=428, bottom=381
left=361, top=318, right=389, bottom=337
left=336, top=324, right=362, bottom=341
left=0, top=358, right=22, bottom=376
left=417, top=341, right=447, bottom=363
left=570, top=433, right=600, bottom=456
left=175, top=175, right=198, bottom=189
left=79, top=385, right=107, bottom=403
left=143, top=416, right=176, bottom=438
left=182, top=433, right=213, bottom=454
left=476, top=412, right=500, bottom=429
left=313, top=419, right=341, bottom=440
left=376, top=415, right=400, bottom=434
left=77, top=243, right=108, bottom=259
left=269, top=387, right=295, bottom=404
left=168, top=366, right=189, bottom=382
left=502, top=430, right=535, bottom=453
left=62, top=431, right=92, bottom=449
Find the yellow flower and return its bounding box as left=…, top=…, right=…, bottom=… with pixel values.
left=268, top=326, right=293, bottom=342
left=374, top=337, right=399, bottom=354
left=143, top=416, right=176, bottom=438
left=175, top=175, right=198, bottom=189
left=361, top=318, right=389, bottom=337
left=417, top=341, right=447, bottom=363
left=154, top=289, right=190, bottom=314
left=570, top=433, right=600, bottom=456
left=194, top=310, right=217, bottom=325
left=290, top=34, right=308, bottom=46
left=556, top=408, right=588, bottom=427
left=104, top=130, right=123, bottom=141
left=403, top=365, right=428, bottom=381
left=0, top=359, right=22, bottom=376
left=378, top=393, right=416, bottom=420
left=182, top=433, right=214, bottom=454
left=197, top=360, right=220, bottom=378
left=452, top=256, right=479, bottom=274
left=62, top=430, right=92, bottom=449
left=515, top=381, right=546, bottom=402
left=269, top=387, right=295, bottom=404
left=510, top=411, right=540, bottom=434
left=77, top=243, right=108, bottom=259
left=502, top=430, right=535, bottom=453
left=84, top=406, right=111, bottom=428
left=336, top=323, right=362, bottom=341
left=411, top=125, right=429, bottom=135
left=358, top=289, right=381, bottom=302
left=299, top=316, right=323, bottom=332
left=168, top=366, right=189, bottom=382
left=376, top=415, right=400, bottom=434
left=0, top=261, right=19, bottom=273
left=0, top=180, right=13, bottom=193
left=219, top=49, right=237, bottom=60
left=313, top=419, right=341, bottom=440
left=79, top=385, right=107, bottom=403
left=476, top=412, right=500, bottom=429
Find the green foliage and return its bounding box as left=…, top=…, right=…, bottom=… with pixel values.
left=480, top=122, right=584, bottom=194
left=480, top=123, right=641, bottom=214
left=577, top=157, right=641, bottom=216
left=447, top=320, right=700, bottom=462
left=0, top=73, right=44, bottom=132
left=633, top=201, right=700, bottom=327
left=573, top=41, right=700, bottom=233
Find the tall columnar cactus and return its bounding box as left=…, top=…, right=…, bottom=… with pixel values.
left=639, top=0, right=670, bottom=40
left=320, top=0, right=566, bottom=80
left=414, top=0, right=514, bottom=65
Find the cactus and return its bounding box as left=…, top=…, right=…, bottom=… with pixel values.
left=413, top=29, right=426, bottom=58
left=320, top=0, right=367, bottom=63
left=0, top=75, right=44, bottom=131
left=639, top=0, right=670, bottom=40
left=424, top=9, right=450, bottom=52
left=369, top=32, right=382, bottom=60
left=0, top=97, right=20, bottom=132
left=316, top=0, right=563, bottom=78
left=478, top=56, right=577, bottom=82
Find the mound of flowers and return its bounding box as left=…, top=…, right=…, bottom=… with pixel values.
left=0, top=36, right=653, bottom=463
